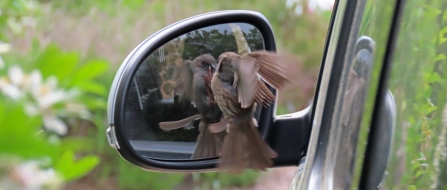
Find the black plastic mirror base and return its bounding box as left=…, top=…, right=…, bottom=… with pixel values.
left=108, top=10, right=311, bottom=172
left=270, top=107, right=312, bottom=166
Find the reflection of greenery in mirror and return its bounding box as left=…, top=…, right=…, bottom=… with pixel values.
left=123, top=23, right=264, bottom=160
left=2, top=0, right=332, bottom=189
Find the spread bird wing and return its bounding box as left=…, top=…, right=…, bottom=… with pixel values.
left=231, top=56, right=263, bottom=108
left=247, top=50, right=302, bottom=90
left=235, top=50, right=302, bottom=108
left=173, top=60, right=194, bottom=101
left=221, top=50, right=302, bottom=108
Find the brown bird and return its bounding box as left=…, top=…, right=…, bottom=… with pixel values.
left=158, top=54, right=225, bottom=159
left=208, top=50, right=301, bottom=174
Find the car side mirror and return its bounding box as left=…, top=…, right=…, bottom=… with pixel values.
left=105, top=10, right=311, bottom=172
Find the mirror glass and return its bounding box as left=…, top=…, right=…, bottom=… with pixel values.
left=123, top=23, right=265, bottom=160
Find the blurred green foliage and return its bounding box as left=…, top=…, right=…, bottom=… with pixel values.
left=0, top=1, right=110, bottom=188
left=35, top=0, right=330, bottom=112
left=351, top=0, right=447, bottom=189
left=1, top=0, right=332, bottom=189
left=0, top=0, right=40, bottom=40
left=382, top=0, right=447, bottom=189
left=0, top=100, right=55, bottom=159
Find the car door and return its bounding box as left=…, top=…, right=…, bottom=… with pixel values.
left=292, top=0, right=447, bottom=189
left=289, top=0, right=403, bottom=189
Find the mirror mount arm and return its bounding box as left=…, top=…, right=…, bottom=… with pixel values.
left=267, top=106, right=312, bottom=166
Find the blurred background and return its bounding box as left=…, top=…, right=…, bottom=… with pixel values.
left=0, top=0, right=333, bottom=189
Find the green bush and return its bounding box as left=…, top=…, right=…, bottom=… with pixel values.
left=0, top=1, right=106, bottom=188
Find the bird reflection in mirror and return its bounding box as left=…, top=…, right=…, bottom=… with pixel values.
left=208, top=50, right=302, bottom=174
left=335, top=57, right=368, bottom=188
left=158, top=54, right=225, bottom=159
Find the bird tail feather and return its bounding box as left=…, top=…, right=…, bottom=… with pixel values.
left=218, top=117, right=277, bottom=174
left=191, top=121, right=225, bottom=159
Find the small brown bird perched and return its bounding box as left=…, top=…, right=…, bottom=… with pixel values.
left=208, top=50, right=301, bottom=174
left=159, top=54, right=225, bottom=159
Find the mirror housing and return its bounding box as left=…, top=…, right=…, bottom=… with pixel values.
left=106, top=10, right=311, bottom=172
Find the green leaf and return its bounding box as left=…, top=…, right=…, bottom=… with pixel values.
left=70, top=59, right=109, bottom=85
left=408, top=185, right=417, bottom=190
left=0, top=99, right=58, bottom=160
left=425, top=72, right=442, bottom=83
left=434, top=54, right=446, bottom=62
left=415, top=170, right=425, bottom=178
left=54, top=150, right=100, bottom=182
left=35, top=44, right=80, bottom=81
left=82, top=97, right=107, bottom=110
left=76, top=82, right=107, bottom=96
left=60, top=137, right=94, bottom=153
left=438, top=27, right=447, bottom=45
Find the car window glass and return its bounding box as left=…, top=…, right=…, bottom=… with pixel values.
left=380, top=1, right=447, bottom=189
left=348, top=0, right=400, bottom=188
left=327, top=0, right=399, bottom=188
left=292, top=0, right=399, bottom=189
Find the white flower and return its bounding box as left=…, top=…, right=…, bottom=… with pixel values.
left=30, top=75, right=70, bottom=135
left=0, top=56, right=5, bottom=69
left=0, top=77, right=23, bottom=100
left=25, top=70, right=42, bottom=92
left=0, top=42, right=10, bottom=53
left=9, top=65, right=25, bottom=86
left=7, top=17, right=23, bottom=34
left=43, top=114, right=67, bottom=135
left=30, top=76, right=67, bottom=110
left=0, top=65, right=90, bottom=135
left=0, top=84, right=22, bottom=99
left=0, top=65, right=28, bottom=99
left=10, top=160, right=62, bottom=190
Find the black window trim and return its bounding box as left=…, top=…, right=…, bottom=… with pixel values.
left=358, top=0, right=406, bottom=188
